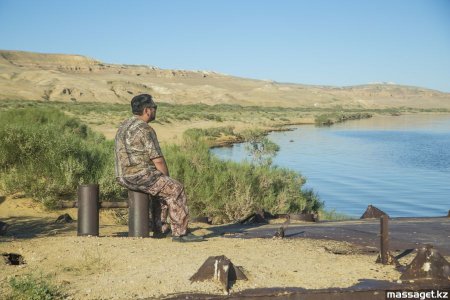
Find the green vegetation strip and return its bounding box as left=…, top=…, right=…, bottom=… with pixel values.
left=0, top=106, right=322, bottom=223
left=1, top=99, right=447, bottom=127
left=314, top=112, right=373, bottom=126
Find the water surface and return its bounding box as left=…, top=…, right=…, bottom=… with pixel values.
left=212, top=114, right=450, bottom=217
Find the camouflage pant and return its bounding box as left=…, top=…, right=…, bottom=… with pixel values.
left=118, top=173, right=189, bottom=236
left=149, top=195, right=170, bottom=235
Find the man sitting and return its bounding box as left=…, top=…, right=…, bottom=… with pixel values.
left=114, top=94, right=203, bottom=242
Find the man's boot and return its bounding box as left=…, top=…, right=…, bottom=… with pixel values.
left=172, top=233, right=204, bottom=243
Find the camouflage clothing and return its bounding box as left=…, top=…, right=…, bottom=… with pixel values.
left=114, top=115, right=189, bottom=236
left=147, top=176, right=188, bottom=236
left=115, top=116, right=163, bottom=185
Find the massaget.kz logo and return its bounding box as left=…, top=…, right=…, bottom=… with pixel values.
left=386, top=290, right=449, bottom=300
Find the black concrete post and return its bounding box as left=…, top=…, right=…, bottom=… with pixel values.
left=77, top=184, right=99, bottom=236
left=380, top=215, right=389, bottom=264
left=128, top=190, right=149, bottom=237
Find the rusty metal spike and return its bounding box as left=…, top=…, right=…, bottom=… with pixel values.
left=190, top=256, right=219, bottom=282
left=190, top=255, right=248, bottom=293
left=215, top=257, right=231, bottom=292
left=360, top=204, right=389, bottom=219
left=400, top=245, right=450, bottom=281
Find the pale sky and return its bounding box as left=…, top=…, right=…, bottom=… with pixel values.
left=0, top=0, right=449, bottom=92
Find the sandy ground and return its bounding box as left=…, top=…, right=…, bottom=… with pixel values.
left=86, top=117, right=316, bottom=143
left=0, top=197, right=412, bottom=299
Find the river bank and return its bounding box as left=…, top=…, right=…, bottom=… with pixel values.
left=211, top=112, right=450, bottom=218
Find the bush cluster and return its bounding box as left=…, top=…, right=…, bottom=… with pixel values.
left=0, top=107, right=124, bottom=207
left=315, top=112, right=373, bottom=126
left=165, top=129, right=323, bottom=223
left=0, top=106, right=322, bottom=222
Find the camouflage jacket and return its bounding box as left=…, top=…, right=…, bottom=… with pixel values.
left=114, top=116, right=163, bottom=187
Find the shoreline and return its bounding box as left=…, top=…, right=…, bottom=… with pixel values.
left=207, top=112, right=450, bottom=219
left=208, top=120, right=316, bottom=148
left=208, top=111, right=450, bottom=148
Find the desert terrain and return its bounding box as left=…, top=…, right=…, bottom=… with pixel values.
left=1, top=50, right=450, bottom=109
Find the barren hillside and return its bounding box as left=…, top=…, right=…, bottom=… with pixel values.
left=1, top=50, right=449, bottom=108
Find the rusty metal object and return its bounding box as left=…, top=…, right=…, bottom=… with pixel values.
left=400, top=245, right=450, bottom=281
left=0, top=221, right=8, bottom=235
left=77, top=184, right=99, bottom=236
left=128, top=190, right=149, bottom=238
left=55, top=213, right=73, bottom=224
left=380, top=215, right=389, bottom=264
left=448, top=210, right=450, bottom=217
left=361, top=205, right=388, bottom=219
left=2, top=253, right=25, bottom=265
left=375, top=216, right=399, bottom=265
left=190, top=255, right=247, bottom=293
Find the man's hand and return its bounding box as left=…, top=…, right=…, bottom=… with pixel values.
left=152, top=156, right=169, bottom=177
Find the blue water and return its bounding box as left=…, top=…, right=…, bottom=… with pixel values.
left=211, top=114, right=450, bottom=217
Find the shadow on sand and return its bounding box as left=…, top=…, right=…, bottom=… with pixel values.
left=106, top=222, right=269, bottom=239
left=0, top=216, right=76, bottom=241
left=197, top=222, right=269, bottom=239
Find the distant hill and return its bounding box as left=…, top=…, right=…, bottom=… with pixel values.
left=1, top=49, right=449, bottom=109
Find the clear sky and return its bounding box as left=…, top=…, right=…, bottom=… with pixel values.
left=0, top=0, right=449, bottom=92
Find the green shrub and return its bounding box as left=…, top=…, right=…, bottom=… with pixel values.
left=203, top=113, right=223, bottom=122
left=319, top=209, right=353, bottom=221
left=165, top=130, right=323, bottom=223
left=0, top=107, right=124, bottom=207
left=315, top=112, right=372, bottom=126
left=184, top=126, right=236, bottom=140
left=8, top=273, right=63, bottom=300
